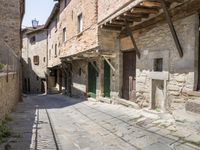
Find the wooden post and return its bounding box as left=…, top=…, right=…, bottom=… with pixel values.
left=102, top=55, right=116, bottom=72
left=160, top=0, right=183, bottom=57
left=125, top=20, right=141, bottom=59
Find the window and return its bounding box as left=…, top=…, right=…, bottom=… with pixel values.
left=43, top=57, right=46, bottom=62
left=55, top=18, right=58, bottom=30
left=79, top=68, right=82, bottom=76
left=49, top=49, right=51, bottom=60
left=63, top=27, right=67, bottom=42
left=33, top=55, right=39, bottom=65
left=55, top=44, right=57, bottom=57
left=154, top=58, right=163, bottom=72
left=30, top=36, right=36, bottom=44
left=77, top=13, right=83, bottom=33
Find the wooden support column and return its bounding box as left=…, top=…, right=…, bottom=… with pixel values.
left=160, top=0, right=183, bottom=57
left=102, top=55, right=116, bottom=72
left=125, top=20, right=141, bottom=59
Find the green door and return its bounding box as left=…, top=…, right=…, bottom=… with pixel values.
left=88, top=62, right=97, bottom=98
left=104, top=60, right=110, bottom=97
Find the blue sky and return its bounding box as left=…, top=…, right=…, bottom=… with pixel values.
left=22, top=0, right=56, bottom=28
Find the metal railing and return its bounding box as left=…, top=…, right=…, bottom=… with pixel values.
left=0, top=40, right=20, bottom=76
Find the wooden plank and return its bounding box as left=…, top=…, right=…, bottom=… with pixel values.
left=140, top=1, right=162, bottom=8
left=160, top=0, right=183, bottom=57
left=131, top=7, right=159, bottom=14
left=102, top=55, right=116, bottom=72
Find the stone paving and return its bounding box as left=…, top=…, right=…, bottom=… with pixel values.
left=1, top=94, right=200, bottom=150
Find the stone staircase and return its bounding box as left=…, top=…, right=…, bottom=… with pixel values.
left=185, top=91, right=200, bottom=114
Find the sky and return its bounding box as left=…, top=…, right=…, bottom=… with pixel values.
left=22, top=0, right=56, bottom=28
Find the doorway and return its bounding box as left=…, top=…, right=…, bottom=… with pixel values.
left=122, top=51, right=136, bottom=101
left=88, top=62, right=97, bottom=98
left=104, top=60, right=110, bottom=97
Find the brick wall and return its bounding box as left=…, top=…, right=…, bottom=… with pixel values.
left=58, top=0, right=99, bottom=57
left=98, top=0, right=131, bottom=23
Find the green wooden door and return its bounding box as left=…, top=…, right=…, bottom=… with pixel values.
left=88, top=62, right=97, bottom=98
left=104, top=60, right=110, bottom=97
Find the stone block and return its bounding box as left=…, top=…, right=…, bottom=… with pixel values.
left=186, top=99, right=200, bottom=114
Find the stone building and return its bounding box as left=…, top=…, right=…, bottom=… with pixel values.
left=45, top=3, right=64, bottom=94
left=0, top=0, right=24, bottom=120
left=45, top=0, right=200, bottom=114
left=98, top=0, right=200, bottom=114
left=22, top=26, right=47, bottom=94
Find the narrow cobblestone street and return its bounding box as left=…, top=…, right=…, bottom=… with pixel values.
left=3, top=95, right=199, bottom=150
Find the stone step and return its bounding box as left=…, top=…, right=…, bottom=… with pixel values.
left=186, top=91, right=200, bottom=97
left=98, top=97, right=112, bottom=104
left=114, top=98, right=140, bottom=109
left=185, top=99, right=200, bottom=114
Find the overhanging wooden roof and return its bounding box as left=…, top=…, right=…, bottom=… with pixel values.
left=100, top=0, right=183, bottom=31
left=100, top=0, right=184, bottom=58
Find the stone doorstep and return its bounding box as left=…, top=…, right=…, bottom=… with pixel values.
left=98, top=97, right=112, bottom=104
left=186, top=91, right=200, bottom=97
left=114, top=98, right=140, bottom=109
left=185, top=99, right=200, bottom=114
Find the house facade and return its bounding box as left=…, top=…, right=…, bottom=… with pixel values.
left=0, top=0, right=24, bottom=120
left=45, top=0, right=200, bottom=114
left=22, top=27, right=47, bottom=94
left=98, top=0, right=200, bottom=113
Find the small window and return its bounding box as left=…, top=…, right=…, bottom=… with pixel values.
left=55, top=18, right=58, bottom=30
left=77, top=13, right=83, bottom=33
left=33, top=55, right=39, bottom=65
left=30, top=36, right=36, bottom=44
left=154, top=58, right=163, bottom=72
left=79, top=68, right=82, bottom=76
left=55, top=44, right=57, bottom=57
left=43, top=57, right=46, bottom=62
left=49, top=49, right=51, bottom=60
left=63, top=27, right=67, bottom=42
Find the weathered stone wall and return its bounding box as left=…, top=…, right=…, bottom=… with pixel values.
left=47, top=14, right=61, bottom=68
left=0, top=0, right=23, bottom=56
left=0, top=74, right=20, bottom=120
left=58, top=0, right=98, bottom=57
left=22, top=30, right=47, bottom=93
left=121, top=14, right=198, bottom=110
left=71, top=60, right=88, bottom=98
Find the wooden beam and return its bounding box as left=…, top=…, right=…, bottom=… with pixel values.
left=90, top=61, right=99, bottom=73
left=125, top=20, right=141, bottom=59
left=160, top=0, right=183, bottom=57
left=140, top=1, right=162, bottom=8
left=102, top=56, right=116, bottom=72
left=123, top=12, right=149, bottom=18
left=131, top=7, right=159, bottom=14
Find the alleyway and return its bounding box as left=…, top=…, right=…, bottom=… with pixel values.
left=3, top=95, right=199, bottom=150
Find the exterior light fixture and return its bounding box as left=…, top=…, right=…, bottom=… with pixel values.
left=32, top=19, right=39, bottom=29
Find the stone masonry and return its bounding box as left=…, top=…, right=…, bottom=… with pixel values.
left=0, top=0, right=24, bottom=120
left=22, top=28, right=47, bottom=93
